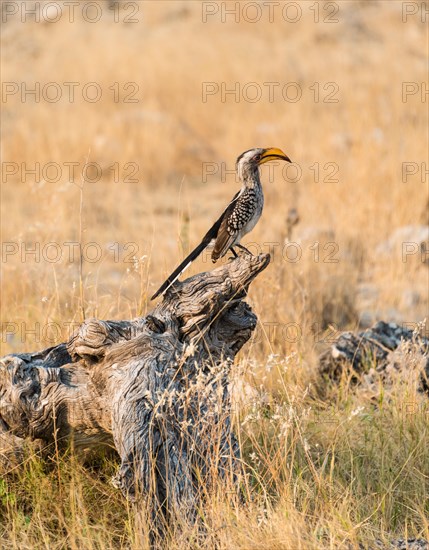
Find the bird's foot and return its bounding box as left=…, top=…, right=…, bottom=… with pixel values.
left=227, top=247, right=239, bottom=261
left=236, top=244, right=253, bottom=256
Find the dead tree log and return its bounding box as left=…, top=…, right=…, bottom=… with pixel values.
left=319, top=321, right=429, bottom=392
left=0, top=253, right=270, bottom=521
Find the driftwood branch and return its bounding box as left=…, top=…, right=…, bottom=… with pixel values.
left=0, top=253, right=270, bottom=521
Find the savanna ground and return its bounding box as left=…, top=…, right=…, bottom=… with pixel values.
left=1, top=1, right=428, bottom=548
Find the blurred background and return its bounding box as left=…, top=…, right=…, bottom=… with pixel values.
left=1, top=0, right=428, bottom=360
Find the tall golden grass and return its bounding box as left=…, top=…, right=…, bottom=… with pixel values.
left=1, top=1, right=428, bottom=548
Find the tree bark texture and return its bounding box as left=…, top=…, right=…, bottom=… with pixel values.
left=0, top=253, right=271, bottom=522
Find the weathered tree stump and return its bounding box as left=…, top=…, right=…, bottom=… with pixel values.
left=0, top=253, right=270, bottom=524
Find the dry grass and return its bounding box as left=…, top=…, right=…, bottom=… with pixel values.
left=1, top=1, right=428, bottom=548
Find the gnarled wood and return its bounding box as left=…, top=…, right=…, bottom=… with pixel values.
left=319, top=321, right=429, bottom=392
left=0, top=253, right=270, bottom=521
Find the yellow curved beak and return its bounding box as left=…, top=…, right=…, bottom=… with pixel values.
left=259, top=147, right=292, bottom=164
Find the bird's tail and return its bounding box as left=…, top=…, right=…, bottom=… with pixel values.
left=150, top=206, right=228, bottom=301
left=150, top=240, right=209, bottom=300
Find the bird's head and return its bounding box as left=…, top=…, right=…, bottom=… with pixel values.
left=236, top=147, right=292, bottom=181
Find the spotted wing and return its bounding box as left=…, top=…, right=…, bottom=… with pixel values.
left=211, top=189, right=256, bottom=261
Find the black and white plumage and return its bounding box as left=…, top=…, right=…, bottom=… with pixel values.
left=151, top=147, right=291, bottom=300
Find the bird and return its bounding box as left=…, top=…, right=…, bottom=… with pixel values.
left=151, top=147, right=292, bottom=300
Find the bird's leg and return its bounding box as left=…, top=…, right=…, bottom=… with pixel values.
left=227, top=247, right=238, bottom=261
left=236, top=244, right=253, bottom=256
